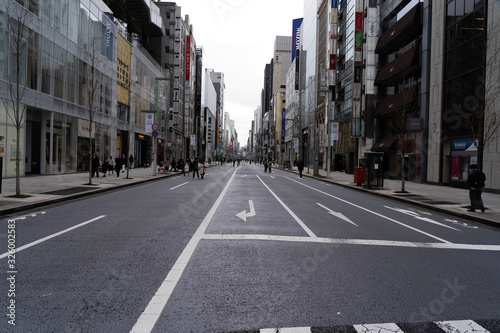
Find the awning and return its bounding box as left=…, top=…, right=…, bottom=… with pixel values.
left=371, top=137, right=396, bottom=152
left=375, top=3, right=422, bottom=54
left=374, top=45, right=419, bottom=86
left=374, top=86, right=417, bottom=117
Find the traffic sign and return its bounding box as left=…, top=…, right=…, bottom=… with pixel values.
left=152, top=123, right=159, bottom=131
left=152, top=131, right=158, bottom=137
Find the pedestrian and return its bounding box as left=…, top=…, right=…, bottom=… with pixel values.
left=115, top=155, right=122, bottom=177
left=192, top=157, right=200, bottom=179
left=466, top=164, right=486, bottom=212
left=129, top=154, right=134, bottom=169
left=108, top=156, right=115, bottom=175
left=178, top=158, right=186, bottom=176
left=297, top=159, right=304, bottom=178
left=121, top=154, right=127, bottom=172
left=171, top=158, right=177, bottom=172
left=201, top=161, right=206, bottom=179
left=91, top=153, right=100, bottom=178
left=264, top=160, right=268, bottom=173
left=268, top=160, right=272, bottom=173
left=101, top=158, right=108, bottom=177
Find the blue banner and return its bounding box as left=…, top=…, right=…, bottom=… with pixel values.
left=292, top=18, right=303, bottom=63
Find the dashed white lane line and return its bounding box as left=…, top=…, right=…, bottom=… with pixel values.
left=202, top=234, right=500, bottom=251
left=130, top=168, right=239, bottom=333
left=0, top=215, right=106, bottom=260
left=285, top=176, right=451, bottom=244
left=257, top=175, right=317, bottom=238
left=169, top=182, right=188, bottom=190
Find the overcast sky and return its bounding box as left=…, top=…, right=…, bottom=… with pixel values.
left=170, top=0, right=304, bottom=146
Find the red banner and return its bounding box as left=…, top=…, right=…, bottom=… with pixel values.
left=185, top=36, right=191, bottom=80
left=355, top=12, right=363, bottom=30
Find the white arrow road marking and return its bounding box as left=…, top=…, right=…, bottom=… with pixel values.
left=236, top=200, right=256, bottom=222
left=384, top=206, right=460, bottom=231
left=317, top=203, right=358, bottom=227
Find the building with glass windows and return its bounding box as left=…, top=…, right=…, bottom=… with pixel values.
left=0, top=0, right=171, bottom=178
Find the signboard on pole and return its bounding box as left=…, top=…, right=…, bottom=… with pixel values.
left=331, top=122, right=339, bottom=141
left=145, top=113, right=154, bottom=133
left=190, top=134, right=196, bottom=146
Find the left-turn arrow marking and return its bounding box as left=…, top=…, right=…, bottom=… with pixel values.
left=236, top=200, right=256, bottom=222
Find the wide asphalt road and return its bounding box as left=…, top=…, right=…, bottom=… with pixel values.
left=1, top=163, right=499, bottom=332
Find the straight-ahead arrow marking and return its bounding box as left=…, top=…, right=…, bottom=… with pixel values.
left=317, top=203, right=358, bottom=227
left=236, top=200, right=256, bottom=222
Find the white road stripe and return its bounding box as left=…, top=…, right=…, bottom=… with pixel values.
left=354, top=322, right=403, bottom=332
left=0, top=215, right=106, bottom=259
left=130, top=168, right=239, bottom=333
left=202, top=234, right=500, bottom=251
left=286, top=177, right=451, bottom=243
left=169, top=182, right=188, bottom=190
left=436, top=320, right=490, bottom=332
left=261, top=327, right=311, bottom=332
left=257, top=175, right=316, bottom=238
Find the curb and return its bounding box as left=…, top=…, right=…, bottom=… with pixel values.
left=0, top=173, right=176, bottom=217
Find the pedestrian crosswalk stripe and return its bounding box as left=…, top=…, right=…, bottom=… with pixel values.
left=354, top=323, right=403, bottom=332
left=436, top=320, right=490, bottom=332
left=252, top=319, right=491, bottom=333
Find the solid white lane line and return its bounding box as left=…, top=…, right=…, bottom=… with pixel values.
left=0, top=215, right=106, bottom=260
left=130, top=168, right=239, bottom=333
left=354, top=323, right=403, bottom=332
left=202, top=234, right=500, bottom=251
left=169, top=182, right=188, bottom=190
left=436, top=320, right=490, bottom=333
left=285, top=177, right=451, bottom=243
left=257, top=175, right=317, bottom=238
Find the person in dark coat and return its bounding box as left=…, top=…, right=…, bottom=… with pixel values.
left=115, top=155, right=122, bottom=177
left=297, top=159, right=304, bottom=178
left=129, top=154, right=134, bottom=169
left=171, top=158, right=177, bottom=172
left=91, top=153, right=100, bottom=178
left=466, top=164, right=486, bottom=212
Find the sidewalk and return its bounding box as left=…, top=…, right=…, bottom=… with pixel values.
left=0, top=167, right=177, bottom=216
left=1, top=165, right=499, bottom=228
left=283, top=165, right=500, bottom=228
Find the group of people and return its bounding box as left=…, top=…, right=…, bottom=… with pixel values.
left=159, top=157, right=207, bottom=179
left=91, top=153, right=134, bottom=178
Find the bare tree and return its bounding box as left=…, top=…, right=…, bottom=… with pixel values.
left=81, top=37, right=104, bottom=185
left=1, top=2, right=33, bottom=196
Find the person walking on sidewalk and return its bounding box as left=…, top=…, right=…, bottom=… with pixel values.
left=297, top=159, right=304, bottom=178
left=115, top=155, right=122, bottom=177
left=201, top=161, right=206, bottom=179
left=121, top=154, right=127, bottom=172
left=192, top=157, right=200, bottom=179
left=129, top=154, right=134, bottom=169
left=171, top=158, right=177, bottom=172
left=92, top=153, right=100, bottom=178
left=178, top=158, right=186, bottom=176
left=467, top=164, right=486, bottom=212
left=108, top=156, right=115, bottom=175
